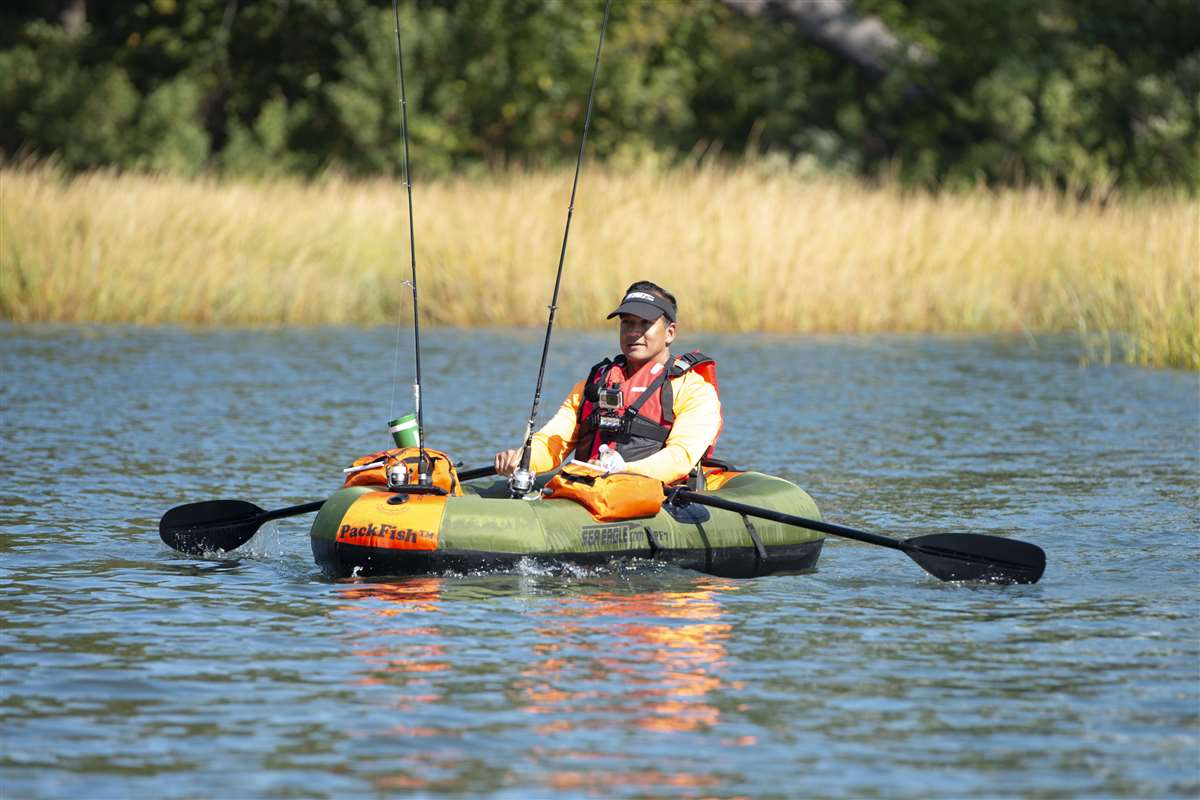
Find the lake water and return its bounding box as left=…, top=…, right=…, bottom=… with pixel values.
left=2, top=325, right=1197, bottom=799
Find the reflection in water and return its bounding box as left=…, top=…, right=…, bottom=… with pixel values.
left=519, top=586, right=734, bottom=735
left=335, top=576, right=747, bottom=794
left=543, top=768, right=722, bottom=793
left=337, top=577, right=444, bottom=614
left=337, top=578, right=447, bottom=715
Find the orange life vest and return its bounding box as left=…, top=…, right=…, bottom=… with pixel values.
left=574, top=350, right=721, bottom=463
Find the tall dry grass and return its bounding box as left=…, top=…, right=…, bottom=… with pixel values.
left=2, top=164, right=1196, bottom=368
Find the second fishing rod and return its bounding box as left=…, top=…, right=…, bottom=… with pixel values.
left=510, top=0, right=614, bottom=499
left=387, top=0, right=433, bottom=488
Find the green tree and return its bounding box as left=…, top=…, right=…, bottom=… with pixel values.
left=1, top=0, right=1196, bottom=192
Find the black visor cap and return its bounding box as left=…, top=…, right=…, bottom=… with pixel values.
left=606, top=291, right=676, bottom=323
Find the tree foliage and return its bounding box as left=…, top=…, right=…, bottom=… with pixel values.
left=1, top=0, right=1196, bottom=192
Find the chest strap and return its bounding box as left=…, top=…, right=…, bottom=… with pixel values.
left=622, top=366, right=670, bottom=418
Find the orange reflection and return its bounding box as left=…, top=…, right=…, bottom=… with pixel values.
left=548, top=769, right=722, bottom=791
left=336, top=578, right=449, bottom=705
left=337, top=576, right=443, bottom=614
left=338, top=575, right=743, bottom=794
left=517, top=583, right=734, bottom=737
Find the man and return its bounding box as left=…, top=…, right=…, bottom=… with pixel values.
left=494, top=281, right=722, bottom=485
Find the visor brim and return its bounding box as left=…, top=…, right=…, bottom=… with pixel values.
left=606, top=300, right=675, bottom=322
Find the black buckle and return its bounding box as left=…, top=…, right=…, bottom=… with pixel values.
left=387, top=484, right=449, bottom=505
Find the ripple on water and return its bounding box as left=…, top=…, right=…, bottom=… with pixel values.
left=1, top=327, right=1197, bottom=799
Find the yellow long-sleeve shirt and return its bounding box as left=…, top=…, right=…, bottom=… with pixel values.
left=528, top=368, right=722, bottom=484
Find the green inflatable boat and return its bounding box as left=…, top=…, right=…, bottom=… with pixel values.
left=310, top=469, right=824, bottom=579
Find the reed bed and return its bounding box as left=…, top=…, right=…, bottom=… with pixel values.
left=2, top=164, right=1196, bottom=368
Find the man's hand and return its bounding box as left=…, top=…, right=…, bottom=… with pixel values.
left=494, top=448, right=523, bottom=477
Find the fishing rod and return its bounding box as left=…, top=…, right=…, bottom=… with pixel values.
left=389, top=0, right=431, bottom=485
left=510, top=0, right=613, bottom=498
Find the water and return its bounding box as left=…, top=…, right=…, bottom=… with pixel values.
left=2, top=325, right=1197, bottom=799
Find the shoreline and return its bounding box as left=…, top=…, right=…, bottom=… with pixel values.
left=3, top=165, right=1196, bottom=369
left=0, top=323, right=1172, bottom=374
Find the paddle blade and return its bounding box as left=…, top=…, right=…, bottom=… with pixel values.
left=904, top=533, right=1046, bottom=585
left=159, top=499, right=265, bottom=555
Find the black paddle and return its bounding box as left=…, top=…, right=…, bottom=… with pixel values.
left=159, top=499, right=324, bottom=556
left=458, top=465, right=498, bottom=481
left=668, top=488, right=1046, bottom=584
left=159, top=464, right=500, bottom=555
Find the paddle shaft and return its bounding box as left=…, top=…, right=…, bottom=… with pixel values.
left=458, top=464, right=498, bottom=481
left=670, top=487, right=1045, bottom=584
left=670, top=488, right=904, bottom=551
left=252, top=465, right=495, bottom=522
left=261, top=500, right=326, bottom=524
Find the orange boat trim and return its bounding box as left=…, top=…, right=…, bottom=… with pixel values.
left=335, top=491, right=446, bottom=551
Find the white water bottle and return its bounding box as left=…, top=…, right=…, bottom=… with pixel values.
left=597, top=444, right=626, bottom=473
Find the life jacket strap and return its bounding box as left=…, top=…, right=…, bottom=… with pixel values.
left=623, top=366, right=670, bottom=417
left=622, top=414, right=670, bottom=443
left=581, top=408, right=671, bottom=444
left=663, top=351, right=713, bottom=424
left=668, top=350, right=715, bottom=378
left=661, top=379, right=675, bottom=425
left=576, top=356, right=618, bottom=424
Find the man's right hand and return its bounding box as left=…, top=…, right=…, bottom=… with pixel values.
left=494, top=448, right=523, bottom=477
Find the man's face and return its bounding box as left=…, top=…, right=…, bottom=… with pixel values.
left=619, top=313, right=676, bottom=365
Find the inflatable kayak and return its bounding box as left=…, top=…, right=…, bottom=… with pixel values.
left=310, top=468, right=824, bottom=579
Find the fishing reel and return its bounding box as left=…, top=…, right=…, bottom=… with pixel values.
left=386, top=462, right=431, bottom=490
left=384, top=450, right=435, bottom=492
left=509, top=467, right=536, bottom=499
